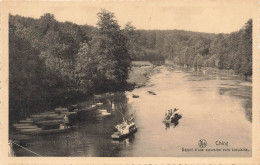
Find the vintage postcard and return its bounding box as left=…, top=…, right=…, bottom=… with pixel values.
left=0, top=0, right=259, bottom=164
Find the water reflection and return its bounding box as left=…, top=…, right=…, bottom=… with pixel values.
left=164, top=121, right=180, bottom=130
left=111, top=135, right=135, bottom=144
left=13, top=66, right=252, bottom=157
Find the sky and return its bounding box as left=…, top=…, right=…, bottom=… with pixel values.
left=7, top=0, right=255, bottom=33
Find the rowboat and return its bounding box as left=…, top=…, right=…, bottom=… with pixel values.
left=56, top=114, right=66, bottom=119
left=39, top=111, right=55, bottom=115
left=97, top=109, right=111, bottom=116
left=30, top=114, right=58, bottom=118
left=101, top=112, right=111, bottom=116
left=60, top=112, right=77, bottom=115
left=54, top=108, right=68, bottom=113
left=54, top=108, right=68, bottom=111
left=111, top=123, right=137, bottom=140
left=20, top=127, right=71, bottom=135
left=99, top=109, right=107, bottom=112
left=132, top=94, right=139, bottom=98
left=15, top=125, right=39, bottom=130
left=20, top=128, right=42, bottom=133
left=163, top=113, right=182, bottom=123
left=96, top=103, right=103, bottom=106
left=13, top=123, right=32, bottom=127
left=147, top=91, right=156, bottom=95
left=36, top=119, right=63, bottom=124
left=19, top=120, right=33, bottom=123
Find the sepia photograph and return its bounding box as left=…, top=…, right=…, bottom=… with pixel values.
left=0, top=0, right=258, bottom=162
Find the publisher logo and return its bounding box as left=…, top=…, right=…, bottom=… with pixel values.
left=198, top=139, right=207, bottom=148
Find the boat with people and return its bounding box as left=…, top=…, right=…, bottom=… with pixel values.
left=163, top=108, right=182, bottom=123
left=111, top=114, right=137, bottom=140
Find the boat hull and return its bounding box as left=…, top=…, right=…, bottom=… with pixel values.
left=21, top=127, right=71, bottom=135
left=111, top=127, right=137, bottom=140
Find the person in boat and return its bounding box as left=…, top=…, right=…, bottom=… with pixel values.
left=63, top=114, right=69, bottom=128
left=165, top=109, right=172, bottom=120
left=115, top=118, right=127, bottom=135
left=128, top=114, right=135, bottom=124
left=173, top=108, right=178, bottom=112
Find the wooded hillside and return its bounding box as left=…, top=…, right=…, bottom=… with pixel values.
left=9, top=11, right=252, bottom=121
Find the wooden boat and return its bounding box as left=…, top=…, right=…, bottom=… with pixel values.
left=13, top=123, right=32, bottom=127
left=31, top=114, right=58, bottom=118
left=36, top=119, right=63, bottom=125
left=60, top=111, right=77, bottom=115
left=111, top=123, right=137, bottom=140
left=97, top=109, right=111, bottom=116
left=19, top=120, right=33, bottom=123
left=20, top=128, right=42, bottom=133
left=16, top=125, right=39, bottom=130
left=99, top=109, right=107, bottom=112
left=54, top=108, right=68, bottom=113
left=96, top=103, right=103, bottom=106
left=56, top=114, right=66, bottom=119
left=101, top=112, right=111, bottom=116
left=132, top=94, right=139, bottom=98
left=21, top=127, right=71, bottom=135
left=55, top=107, right=68, bottom=111
left=39, top=111, right=55, bottom=115
left=147, top=91, right=156, bottom=95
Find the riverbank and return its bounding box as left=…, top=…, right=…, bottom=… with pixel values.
left=165, top=60, right=252, bottom=82
left=127, top=61, right=155, bottom=88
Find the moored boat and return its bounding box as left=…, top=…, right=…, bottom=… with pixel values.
left=132, top=94, right=139, bottom=98
left=147, top=91, right=156, bottom=95
left=20, top=128, right=42, bottom=133
left=20, top=126, right=71, bottom=135
left=15, top=125, right=39, bottom=130
left=30, top=114, right=58, bottom=118
left=13, top=123, right=32, bottom=127
left=101, top=112, right=111, bottom=116
left=36, top=119, right=63, bottom=125
left=19, top=120, right=33, bottom=123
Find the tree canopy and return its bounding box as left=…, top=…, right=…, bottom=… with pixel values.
left=9, top=11, right=252, bottom=121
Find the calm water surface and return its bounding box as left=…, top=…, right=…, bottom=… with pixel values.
left=15, top=66, right=252, bottom=157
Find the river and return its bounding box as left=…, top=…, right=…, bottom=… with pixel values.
left=14, top=65, right=252, bottom=157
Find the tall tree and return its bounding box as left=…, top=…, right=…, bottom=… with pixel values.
left=75, top=9, right=131, bottom=93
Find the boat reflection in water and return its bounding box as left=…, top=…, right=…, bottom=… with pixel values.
left=111, top=135, right=135, bottom=145
left=164, top=120, right=180, bottom=130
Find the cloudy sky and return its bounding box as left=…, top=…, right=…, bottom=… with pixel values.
left=7, top=0, right=255, bottom=33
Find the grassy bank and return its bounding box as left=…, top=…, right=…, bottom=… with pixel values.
left=127, top=61, right=155, bottom=88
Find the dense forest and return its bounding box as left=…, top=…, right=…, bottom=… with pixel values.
left=131, top=21, right=252, bottom=77
left=9, top=10, right=252, bottom=121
